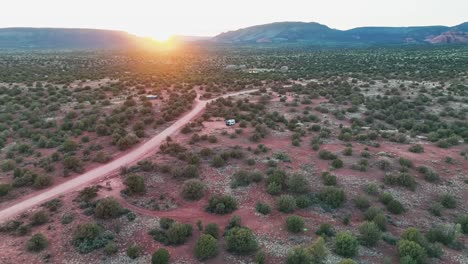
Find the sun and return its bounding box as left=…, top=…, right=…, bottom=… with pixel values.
left=150, top=32, right=174, bottom=42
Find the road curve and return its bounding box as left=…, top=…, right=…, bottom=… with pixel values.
left=0, top=89, right=257, bottom=223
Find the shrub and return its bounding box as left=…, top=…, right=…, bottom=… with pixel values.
left=397, top=240, right=426, bottom=264
left=426, top=224, right=457, bottom=246
left=364, top=206, right=384, bottom=221
left=439, top=193, right=457, bottom=208
left=373, top=213, right=388, bottom=231
left=211, top=155, right=226, bottom=168
left=26, top=233, right=48, bottom=252
left=354, top=195, right=370, bottom=210
left=181, top=179, right=206, bottom=201
left=318, top=187, right=346, bottom=209
left=457, top=215, right=468, bottom=234
left=166, top=223, right=192, bottom=245
left=226, top=215, right=242, bottom=230
left=387, top=199, right=405, bottom=214
left=318, top=150, right=337, bottom=160
left=287, top=173, right=310, bottom=194
left=95, top=197, right=123, bottom=219
left=363, top=183, right=379, bottom=195
left=195, top=234, right=219, bottom=260
left=33, top=175, right=53, bottom=189
left=399, top=157, right=413, bottom=168
left=78, top=186, right=98, bottom=201
left=73, top=222, right=113, bottom=253
left=255, top=251, right=266, bottom=264
left=377, top=158, right=392, bottom=171
left=277, top=195, right=296, bottom=213
left=204, top=223, right=219, bottom=239
left=408, top=144, right=424, bottom=153
left=61, top=212, right=75, bottom=225
left=343, top=147, right=353, bottom=156
left=286, top=237, right=327, bottom=264
left=417, top=166, right=439, bottom=182
left=316, top=223, right=335, bottom=237
left=286, top=247, right=310, bottom=264
left=321, top=171, right=337, bottom=186
left=206, top=195, right=238, bottom=214
left=104, top=241, right=118, bottom=255
left=334, top=231, right=359, bottom=257
left=0, top=183, right=12, bottom=196
left=159, top=217, right=175, bottom=230
left=331, top=158, right=344, bottom=168
left=255, top=202, right=271, bottom=215
left=127, top=244, right=142, bottom=259
left=383, top=173, right=416, bottom=191
left=152, top=248, right=170, bottom=264
left=359, top=221, right=381, bottom=247
left=124, top=174, right=146, bottom=195
left=225, top=227, right=258, bottom=254
left=286, top=215, right=305, bottom=233
left=429, top=202, right=443, bottom=216
left=30, top=210, right=49, bottom=226
left=295, top=195, right=312, bottom=209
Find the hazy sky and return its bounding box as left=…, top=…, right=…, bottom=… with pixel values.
left=1, top=0, right=467, bottom=39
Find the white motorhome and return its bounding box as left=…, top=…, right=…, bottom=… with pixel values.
left=225, top=119, right=236, bottom=126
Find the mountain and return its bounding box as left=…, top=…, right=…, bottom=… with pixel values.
left=0, top=28, right=147, bottom=49
left=214, top=22, right=468, bottom=45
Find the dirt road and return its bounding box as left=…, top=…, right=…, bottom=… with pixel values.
left=0, top=90, right=257, bottom=223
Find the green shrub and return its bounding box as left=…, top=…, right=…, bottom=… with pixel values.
left=0, top=183, right=12, bottom=196
left=127, top=244, right=142, bottom=259
left=364, top=183, right=379, bottom=195
left=30, top=210, right=49, bottom=226
left=206, top=195, right=238, bottom=214
left=255, top=202, right=272, bottom=215
left=387, top=199, right=405, bottom=214
left=408, top=144, right=424, bottom=153
left=334, top=231, right=359, bottom=257
left=286, top=237, right=327, bottom=264
left=181, top=179, right=206, bottom=201
left=397, top=240, right=426, bottom=264
left=33, top=175, right=53, bottom=189
left=373, top=213, right=388, bottom=231
left=295, top=195, right=312, bottom=209
left=287, top=173, right=310, bottom=194
left=439, top=193, right=457, bottom=208
left=286, top=215, right=305, bottom=233
left=359, top=221, right=381, bottom=246
left=426, top=224, right=457, bottom=246
left=104, top=241, right=118, bottom=255
left=124, top=174, right=146, bottom=194
left=331, top=158, right=344, bottom=168
left=277, top=195, right=296, bottom=213
left=225, top=227, right=258, bottom=254
left=364, top=206, right=384, bottom=221
left=195, top=234, right=218, bottom=260
left=316, top=223, right=335, bottom=237
left=95, top=197, right=123, bottom=219
left=204, top=223, right=219, bottom=238
left=318, top=150, right=337, bottom=160
left=26, top=233, right=48, bottom=252
left=417, top=166, right=439, bottom=182
left=383, top=173, right=416, bottom=191
left=61, top=212, right=75, bottom=225
left=72, top=222, right=113, bottom=253
left=321, top=171, right=337, bottom=186
left=457, top=215, right=468, bottom=234
left=152, top=248, right=170, bottom=264
left=339, top=259, right=357, bottom=264
left=78, top=186, right=98, bottom=201
left=211, top=155, right=226, bottom=168
left=318, top=187, right=346, bottom=209
left=429, top=202, right=443, bottom=216
left=160, top=217, right=175, bottom=230
left=343, top=147, right=353, bottom=156
left=166, top=223, right=192, bottom=245
left=399, top=157, right=413, bottom=168
left=354, top=195, right=370, bottom=210
left=255, top=251, right=266, bottom=264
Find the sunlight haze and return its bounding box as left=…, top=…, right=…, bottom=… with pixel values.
left=1, top=0, right=467, bottom=39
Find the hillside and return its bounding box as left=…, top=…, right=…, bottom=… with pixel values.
left=214, top=22, right=468, bottom=45
left=0, top=28, right=146, bottom=49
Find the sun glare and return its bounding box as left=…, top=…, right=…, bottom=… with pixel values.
left=150, top=33, right=173, bottom=42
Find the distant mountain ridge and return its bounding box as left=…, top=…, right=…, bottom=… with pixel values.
left=214, top=22, right=468, bottom=45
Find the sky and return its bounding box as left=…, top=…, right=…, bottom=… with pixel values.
left=1, top=0, right=467, bottom=40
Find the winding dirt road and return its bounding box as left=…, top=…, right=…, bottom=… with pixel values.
left=0, top=90, right=257, bottom=223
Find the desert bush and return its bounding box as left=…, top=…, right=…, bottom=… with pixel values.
left=78, top=186, right=98, bottom=201
left=152, top=248, right=170, bottom=264
left=95, top=197, right=123, bottom=219
left=321, top=171, right=337, bottom=186
left=255, top=202, right=272, bottom=215
left=316, top=223, right=335, bottom=237
left=287, top=173, right=310, bottom=194
left=0, top=184, right=12, bottom=197
left=359, top=221, right=382, bottom=246
left=30, top=210, right=49, bottom=226
left=286, top=215, right=305, bottom=233
left=377, top=158, right=392, bottom=171
left=387, top=199, right=405, bottom=214
left=429, top=202, right=443, bottom=216
left=338, top=259, right=357, bottom=264
left=204, top=223, right=219, bottom=238
left=181, top=179, right=206, bottom=201
left=104, top=241, right=118, bottom=255
left=255, top=251, right=266, bottom=264
left=363, top=183, right=379, bottom=195
left=33, top=175, right=53, bottom=189
left=426, top=224, right=457, bottom=246
left=397, top=240, right=426, bottom=264
left=331, top=158, right=344, bottom=168
left=166, top=223, right=193, bottom=245
left=408, top=144, right=424, bottom=153
left=383, top=172, right=416, bottom=191
left=127, top=244, right=142, bottom=259
left=124, top=174, right=146, bottom=195
left=439, top=193, right=457, bottom=208
left=343, top=147, right=353, bottom=156
left=417, top=166, right=439, bottom=182
left=318, top=150, right=337, bottom=160
left=286, top=237, right=327, bottom=264
left=399, top=157, right=413, bottom=168
left=61, top=212, right=75, bottom=225
left=318, top=187, right=346, bottom=209
left=457, top=215, right=468, bottom=234
left=225, top=227, right=258, bottom=254
left=206, top=195, right=237, bottom=214
left=211, top=155, right=226, bottom=168
left=334, top=231, right=359, bottom=257
left=277, top=195, right=296, bottom=213
left=354, top=195, right=370, bottom=210
left=73, top=222, right=113, bottom=253
left=195, top=234, right=218, bottom=260
left=26, top=233, right=48, bottom=252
